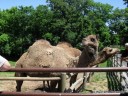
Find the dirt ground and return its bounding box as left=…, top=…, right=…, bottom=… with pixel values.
left=0, top=73, right=108, bottom=93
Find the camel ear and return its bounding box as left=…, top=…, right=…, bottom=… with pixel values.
left=102, top=47, right=107, bottom=52
left=96, top=34, right=99, bottom=40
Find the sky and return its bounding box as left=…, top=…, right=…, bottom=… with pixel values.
left=0, top=0, right=126, bottom=10
left=94, top=0, right=126, bottom=9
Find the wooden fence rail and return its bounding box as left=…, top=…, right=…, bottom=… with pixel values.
left=1, top=62, right=128, bottom=96
left=0, top=91, right=128, bottom=96
left=5, top=67, right=128, bottom=72
left=0, top=77, right=61, bottom=81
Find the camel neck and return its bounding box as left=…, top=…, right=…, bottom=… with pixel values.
left=89, top=51, right=108, bottom=67
left=77, top=49, right=97, bottom=67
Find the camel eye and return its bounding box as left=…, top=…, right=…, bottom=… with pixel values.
left=109, top=49, right=112, bottom=52
left=90, top=38, right=95, bottom=42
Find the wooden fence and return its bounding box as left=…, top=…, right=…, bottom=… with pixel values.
left=1, top=57, right=128, bottom=96
left=107, top=54, right=128, bottom=91
left=0, top=92, right=128, bottom=96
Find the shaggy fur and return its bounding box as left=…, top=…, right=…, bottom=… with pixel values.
left=15, top=35, right=120, bottom=92
left=69, top=35, right=99, bottom=86
left=86, top=47, right=120, bottom=82
left=89, top=47, right=120, bottom=67
left=15, top=40, right=79, bottom=92
left=57, top=42, right=81, bottom=57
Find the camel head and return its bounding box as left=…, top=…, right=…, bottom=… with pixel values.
left=82, top=34, right=99, bottom=55
left=89, top=47, right=120, bottom=67
left=102, top=47, right=120, bottom=58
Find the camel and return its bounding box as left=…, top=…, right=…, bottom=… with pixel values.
left=15, top=39, right=80, bottom=92
left=86, top=47, right=120, bottom=82
left=89, top=47, right=120, bottom=67
left=15, top=35, right=99, bottom=92
left=68, top=46, right=120, bottom=92
left=15, top=35, right=120, bottom=92
left=69, top=34, right=99, bottom=86
left=69, top=35, right=120, bottom=88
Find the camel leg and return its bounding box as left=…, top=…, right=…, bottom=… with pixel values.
left=15, top=72, right=27, bottom=92
left=50, top=80, right=58, bottom=92
left=87, top=72, right=94, bottom=82
left=64, top=74, right=78, bottom=92
left=47, top=81, right=51, bottom=91
left=87, top=65, right=97, bottom=82
left=57, top=80, right=61, bottom=92
left=70, top=74, right=77, bottom=87
left=42, top=81, right=46, bottom=91
left=42, top=80, right=50, bottom=92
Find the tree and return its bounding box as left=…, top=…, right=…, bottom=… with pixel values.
left=84, top=1, right=113, bottom=48
left=0, top=0, right=126, bottom=57
left=47, top=0, right=113, bottom=49
left=0, top=10, right=12, bottom=55
left=47, top=0, right=85, bottom=45
left=108, top=8, right=128, bottom=45
left=123, top=0, right=128, bottom=7
left=3, top=6, right=35, bottom=56
left=30, top=5, right=53, bottom=41
left=0, top=33, right=11, bottom=54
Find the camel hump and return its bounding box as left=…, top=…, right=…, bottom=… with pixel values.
left=57, top=41, right=81, bottom=57
left=27, top=39, right=52, bottom=55
left=57, top=41, right=73, bottom=48
left=33, top=39, right=51, bottom=47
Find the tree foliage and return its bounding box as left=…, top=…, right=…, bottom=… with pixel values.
left=123, top=0, right=128, bottom=7
left=0, top=0, right=127, bottom=58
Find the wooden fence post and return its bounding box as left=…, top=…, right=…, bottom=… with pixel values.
left=82, top=72, right=87, bottom=91
left=61, top=73, right=66, bottom=92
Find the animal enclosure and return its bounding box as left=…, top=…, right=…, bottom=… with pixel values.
left=1, top=61, right=128, bottom=96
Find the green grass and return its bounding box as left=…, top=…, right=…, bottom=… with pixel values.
left=9, top=61, right=16, bottom=67
left=82, top=72, right=108, bottom=93
left=90, top=72, right=107, bottom=82
left=0, top=60, right=16, bottom=77
left=99, top=61, right=107, bottom=67
left=82, top=61, right=108, bottom=93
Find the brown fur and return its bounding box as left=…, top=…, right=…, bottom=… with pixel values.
left=69, top=35, right=120, bottom=87
left=57, top=42, right=81, bottom=57
left=15, top=35, right=119, bottom=92
left=15, top=40, right=79, bottom=91
left=89, top=47, right=120, bottom=67
left=15, top=35, right=99, bottom=92
left=76, top=35, right=99, bottom=67
left=86, top=47, right=120, bottom=82
left=69, top=35, right=99, bottom=86
left=47, top=41, right=81, bottom=91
